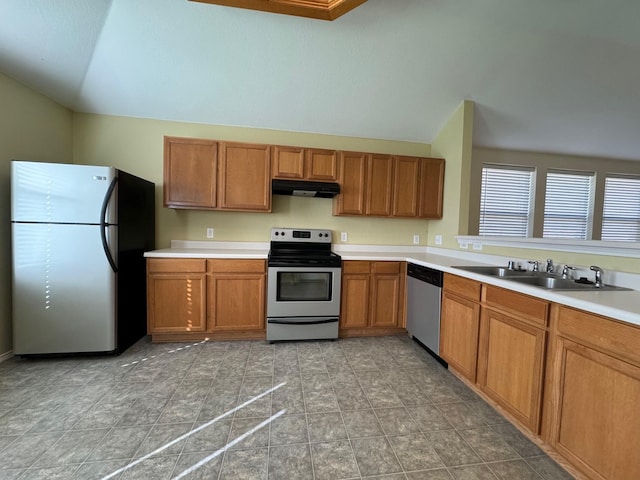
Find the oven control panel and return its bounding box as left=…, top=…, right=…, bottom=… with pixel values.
left=271, top=227, right=332, bottom=243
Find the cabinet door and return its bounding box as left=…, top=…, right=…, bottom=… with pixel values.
left=306, top=149, right=337, bottom=181
left=440, top=291, right=480, bottom=382
left=164, top=137, right=217, bottom=209
left=218, top=142, right=271, bottom=211
left=370, top=274, right=401, bottom=327
left=340, top=274, right=370, bottom=328
left=478, top=307, right=546, bottom=432
left=366, top=154, right=393, bottom=216
left=208, top=273, right=266, bottom=331
left=419, top=158, right=445, bottom=218
left=272, top=145, right=305, bottom=179
left=147, top=273, right=206, bottom=333
left=549, top=339, right=640, bottom=480
left=392, top=156, right=420, bottom=217
left=334, top=151, right=367, bottom=215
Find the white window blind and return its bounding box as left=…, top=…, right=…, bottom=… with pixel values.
left=543, top=171, right=594, bottom=239
left=479, top=165, right=534, bottom=237
left=601, top=176, right=640, bottom=242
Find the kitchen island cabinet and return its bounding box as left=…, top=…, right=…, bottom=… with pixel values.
left=339, top=260, right=406, bottom=336
left=147, top=258, right=266, bottom=342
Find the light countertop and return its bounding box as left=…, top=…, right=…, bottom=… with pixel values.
left=145, top=242, right=640, bottom=328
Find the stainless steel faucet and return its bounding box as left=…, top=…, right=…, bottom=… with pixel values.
left=561, top=265, right=576, bottom=279
left=590, top=266, right=605, bottom=288
left=528, top=260, right=539, bottom=272
left=546, top=259, right=554, bottom=274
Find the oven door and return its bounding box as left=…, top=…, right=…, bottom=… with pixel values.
left=267, top=266, right=341, bottom=318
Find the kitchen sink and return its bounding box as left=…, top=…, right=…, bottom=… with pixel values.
left=452, top=265, right=632, bottom=292
left=452, top=265, right=536, bottom=277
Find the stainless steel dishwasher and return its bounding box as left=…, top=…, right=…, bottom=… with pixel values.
left=406, top=263, right=446, bottom=366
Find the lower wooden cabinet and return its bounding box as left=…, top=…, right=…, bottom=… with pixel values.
left=477, top=307, right=546, bottom=432
left=340, top=261, right=406, bottom=335
left=207, top=259, right=265, bottom=332
left=543, top=305, right=640, bottom=480
left=440, top=274, right=482, bottom=382
left=440, top=291, right=481, bottom=382
left=147, top=258, right=266, bottom=341
left=147, top=259, right=207, bottom=334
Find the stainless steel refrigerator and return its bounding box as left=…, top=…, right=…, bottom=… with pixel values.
left=11, top=160, right=155, bottom=356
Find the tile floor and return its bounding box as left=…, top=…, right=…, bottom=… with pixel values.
left=0, top=335, right=574, bottom=480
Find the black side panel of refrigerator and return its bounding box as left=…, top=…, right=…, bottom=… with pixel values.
left=116, top=170, right=155, bottom=353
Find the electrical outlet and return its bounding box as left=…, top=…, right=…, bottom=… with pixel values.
left=413, top=234, right=420, bottom=245
left=460, top=242, right=469, bottom=249
left=435, top=235, right=442, bottom=245
left=206, top=228, right=214, bottom=239
left=472, top=242, right=483, bottom=250
left=340, top=232, right=348, bottom=242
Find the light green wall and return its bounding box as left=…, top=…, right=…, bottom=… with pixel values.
left=428, top=100, right=475, bottom=247
left=0, top=73, right=73, bottom=355
left=72, top=113, right=435, bottom=248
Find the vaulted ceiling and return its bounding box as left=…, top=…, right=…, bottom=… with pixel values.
left=2, top=0, right=639, bottom=161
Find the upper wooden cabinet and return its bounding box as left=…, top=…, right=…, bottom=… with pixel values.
left=366, top=154, right=394, bottom=216
left=272, top=146, right=337, bottom=182
left=164, top=137, right=218, bottom=209
left=335, top=151, right=394, bottom=216
left=218, top=142, right=271, bottom=211
left=392, top=156, right=421, bottom=217
left=393, top=156, right=445, bottom=218
left=164, top=137, right=271, bottom=212
left=419, top=157, right=445, bottom=218
left=333, top=152, right=445, bottom=219
left=333, top=151, right=367, bottom=215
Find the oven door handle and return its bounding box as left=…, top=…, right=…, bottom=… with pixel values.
left=267, top=318, right=339, bottom=326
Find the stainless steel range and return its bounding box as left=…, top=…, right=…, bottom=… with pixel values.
left=266, top=228, right=342, bottom=342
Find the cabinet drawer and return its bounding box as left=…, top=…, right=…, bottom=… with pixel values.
left=483, top=285, right=549, bottom=327
left=343, top=261, right=371, bottom=274
left=147, top=258, right=206, bottom=273
left=371, top=261, right=401, bottom=274
left=443, top=273, right=481, bottom=302
left=207, top=259, right=266, bottom=273
left=555, top=305, right=640, bottom=366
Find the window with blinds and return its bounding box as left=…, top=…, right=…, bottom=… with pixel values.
left=479, top=165, right=535, bottom=237
left=601, top=176, right=640, bottom=242
left=542, top=171, right=595, bottom=239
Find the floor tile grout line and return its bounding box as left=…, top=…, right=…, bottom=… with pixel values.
left=166, top=341, right=231, bottom=480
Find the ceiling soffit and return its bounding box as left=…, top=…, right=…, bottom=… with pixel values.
left=188, top=0, right=367, bottom=20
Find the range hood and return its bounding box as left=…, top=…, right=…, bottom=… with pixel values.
left=272, top=179, right=340, bottom=198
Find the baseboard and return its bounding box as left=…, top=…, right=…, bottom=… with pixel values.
left=0, top=350, right=14, bottom=363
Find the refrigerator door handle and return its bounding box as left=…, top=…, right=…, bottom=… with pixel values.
left=100, top=176, right=118, bottom=273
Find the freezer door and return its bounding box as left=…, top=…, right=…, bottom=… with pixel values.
left=11, top=161, right=116, bottom=224
left=12, top=223, right=117, bottom=354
